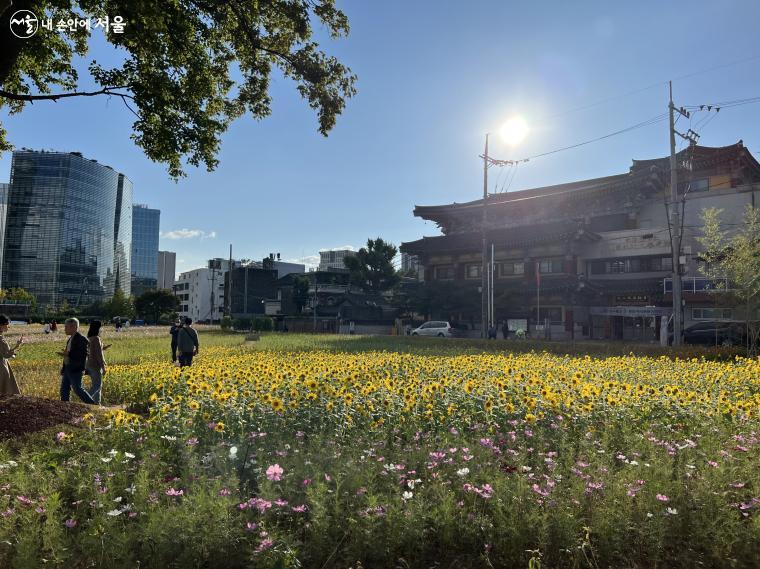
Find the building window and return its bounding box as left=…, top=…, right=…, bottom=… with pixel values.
left=465, top=264, right=481, bottom=279
left=435, top=265, right=455, bottom=280
left=531, top=306, right=563, bottom=325
left=589, top=256, right=672, bottom=274
left=539, top=259, right=563, bottom=273
left=498, top=261, right=524, bottom=277
left=692, top=308, right=733, bottom=320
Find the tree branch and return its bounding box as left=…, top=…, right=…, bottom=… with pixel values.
left=0, top=86, right=133, bottom=103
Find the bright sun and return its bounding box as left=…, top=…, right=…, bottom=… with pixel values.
left=499, top=116, right=529, bottom=146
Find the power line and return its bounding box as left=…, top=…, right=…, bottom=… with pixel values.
left=533, top=53, right=760, bottom=125
left=511, top=113, right=667, bottom=163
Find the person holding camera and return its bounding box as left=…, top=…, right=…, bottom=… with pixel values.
left=0, top=314, right=24, bottom=395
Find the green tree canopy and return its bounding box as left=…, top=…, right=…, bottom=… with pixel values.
left=344, top=238, right=399, bottom=292
left=102, top=288, right=134, bottom=319
left=697, top=204, right=760, bottom=353
left=291, top=275, right=310, bottom=313
left=134, top=289, right=179, bottom=323
left=0, top=1, right=356, bottom=178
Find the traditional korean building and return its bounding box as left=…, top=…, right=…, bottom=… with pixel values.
left=401, top=142, right=760, bottom=340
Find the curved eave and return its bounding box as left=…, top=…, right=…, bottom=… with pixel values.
left=401, top=224, right=600, bottom=256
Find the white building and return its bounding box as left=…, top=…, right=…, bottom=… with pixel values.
left=173, top=266, right=225, bottom=323
left=157, top=251, right=176, bottom=289
left=318, top=248, right=356, bottom=271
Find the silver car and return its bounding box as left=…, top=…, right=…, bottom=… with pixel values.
left=411, top=321, right=457, bottom=337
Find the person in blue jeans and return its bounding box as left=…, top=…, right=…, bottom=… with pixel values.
left=58, top=318, right=97, bottom=404
left=85, top=320, right=110, bottom=404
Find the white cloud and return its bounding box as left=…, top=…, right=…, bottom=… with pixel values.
left=287, top=255, right=320, bottom=269
left=160, top=229, right=217, bottom=240
left=320, top=245, right=356, bottom=252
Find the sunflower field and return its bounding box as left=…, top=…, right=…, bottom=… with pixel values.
left=1, top=334, right=759, bottom=568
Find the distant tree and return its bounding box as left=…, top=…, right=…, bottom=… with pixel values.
left=291, top=275, right=311, bottom=313
left=344, top=238, right=400, bottom=292
left=698, top=205, right=760, bottom=354
left=0, top=1, right=356, bottom=178
left=135, top=289, right=179, bottom=324
left=103, top=288, right=135, bottom=320
left=5, top=287, right=35, bottom=304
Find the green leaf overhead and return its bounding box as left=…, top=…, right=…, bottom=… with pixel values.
left=0, top=0, right=357, bottom=177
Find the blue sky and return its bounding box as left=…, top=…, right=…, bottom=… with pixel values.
left=2, top=0, right=760, bottom=273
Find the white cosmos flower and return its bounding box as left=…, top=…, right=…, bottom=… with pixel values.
left=402, top=491, right=413, bottom=500
left=229, top=446, right=238, bottom=458
left=457, top=468, right=470, bottom=477
left=106, top=509, right=122, bottom=516
left=124, top=452, right=135, bottom=459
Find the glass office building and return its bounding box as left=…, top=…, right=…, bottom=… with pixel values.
left=131, top=204, right=160, bottom=296
left=2, top=150, right=133, bottom=308
left=0, top=183, right=8, bottom=290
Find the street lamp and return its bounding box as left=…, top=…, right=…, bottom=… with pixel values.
left=479, top=117, right=529, bottom=337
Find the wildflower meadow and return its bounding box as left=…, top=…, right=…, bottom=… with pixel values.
left=0, top=332, right=758, bottom=568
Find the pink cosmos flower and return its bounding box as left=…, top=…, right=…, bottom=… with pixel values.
left=255, top=538, right=274, bottom=553
left=218, top=488, right=231, bottom=496
left=291, top=504, right=308, bottom=512
left=186, top=437, right=199, bottom=446
left=302, top=478, right=311, bottom=486
left=16, top=496, right=32, bottom=506
left=707, top=460, right=719, bottom=468
left=55, top=432, right=67, bottom=442
left=245, top=522, right=258, bottom=532
left=165, top=488, right=184, bottom=497
left=656, top=494, right=669, bottom=502
left=266, top=464, right=284, bottom=482
left=64, top=518, right=77, bottom=528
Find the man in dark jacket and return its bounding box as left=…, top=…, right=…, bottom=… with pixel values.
left=177, top=317, right=199, bottom=367
left=59, top=317, right=97, bottom=404
left=170, top=318, right=181, bottom=362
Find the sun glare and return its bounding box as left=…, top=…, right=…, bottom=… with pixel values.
left=499, top=116, right=529, bottom=146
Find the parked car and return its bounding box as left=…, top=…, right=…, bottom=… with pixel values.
left=411, top=321, right=461, bottom=338
left=671, top=321, right=747, bottom=347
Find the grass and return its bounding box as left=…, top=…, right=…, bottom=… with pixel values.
left=6, top=326, right=247, bottom=400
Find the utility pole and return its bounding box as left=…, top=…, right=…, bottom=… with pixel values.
left=478, top=135, right=519, bottom=338
left=210, top=261, right=216, bottom=323
left=313, top=278, right=318, bottom=332
left=225, top=244, right=233, bottom=319
left=481, top=134, right=489, bottom=338
left=668, top=81, right=694, bottom=347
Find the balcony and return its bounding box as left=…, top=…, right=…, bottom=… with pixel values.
left=663, top=277, right=730, bottom=293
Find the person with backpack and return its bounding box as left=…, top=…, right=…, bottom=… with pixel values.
left=177, top=317, right=199, bottom=367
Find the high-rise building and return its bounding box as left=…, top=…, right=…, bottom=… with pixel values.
left=131, top=204, right=160, bottom=296
left=158, top=251, right=176, bottom=289
left=0, top=183, right=8, bottom=290
left=318, top=248, right=356, bottom=271
left=2, top=150, right=132, bottom=308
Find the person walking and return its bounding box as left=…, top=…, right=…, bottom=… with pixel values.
left=170, top=318, right=181, bottom=362
left=177, top=317, right=199, bottom=367
left=0, top=315, right=24, bottom=395
left=85, top=320, right=110, bottom=404
left=501, top=320, right=509, bottom=340
left=58, top=318, right=97, bottom=404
